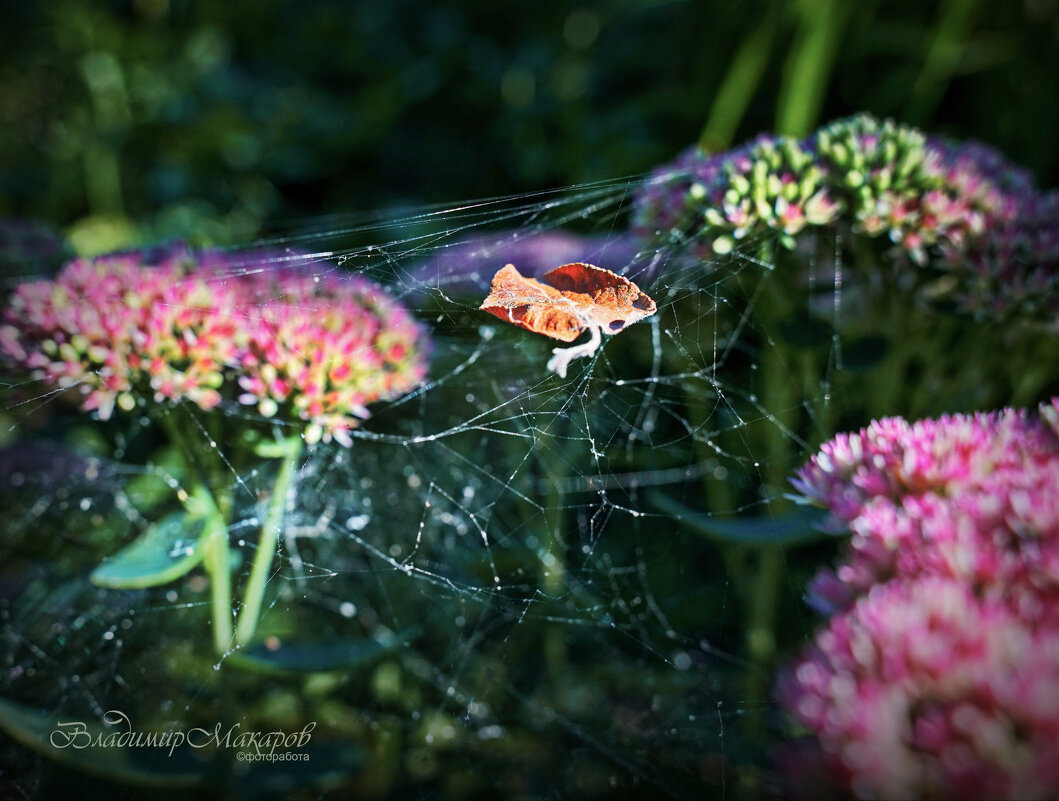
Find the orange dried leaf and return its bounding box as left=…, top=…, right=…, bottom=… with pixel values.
left=479, top=263, right=656, bottom=342
left=479, top=262, right=657, bottom=378
left=478, top=264, right=584, bottom=342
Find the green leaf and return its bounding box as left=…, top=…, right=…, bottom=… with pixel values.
left=91, top=513, right=206, bottom=589
left=0, top=695, right=206, bottom=788
left=226, top=629, right=419, bottom=675
left=122, top=444, right=187, bottom=512
left=650, top=491, right=829, bottom=547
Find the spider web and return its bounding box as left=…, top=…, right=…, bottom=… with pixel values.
left=0, top=174, right=844, bottom=799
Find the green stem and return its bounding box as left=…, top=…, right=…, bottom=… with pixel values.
left=759, top=269, right=800, bottom=503
left=235, top=434, right=304, bottom=646
left=542, top=474, right=568, bottom=683
left=679, top=365, right=756, bottom=625
left=155, top=410, right=235, bottom=654
left=864, top=288, right=915, bottom=421
left=682, top=376, right=736, bottom=517
left=744, top=544, right=783, bottom=689
left=198, top=489, right=234, bottom=654
left=1007, top=332, right=1059, bottom=407
left=741, top=268, right=803, bottom=733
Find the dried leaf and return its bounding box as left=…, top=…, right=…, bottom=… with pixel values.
left=479, top=264, right=584, bottom=342
left=479, top=263, right=657, bottom=377
left=479, top=263, right=656, bottom=341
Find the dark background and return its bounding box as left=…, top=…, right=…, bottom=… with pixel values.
left=2, top=3, right=1058, bottom=798
left=2, top=0, right=1056, bottom=254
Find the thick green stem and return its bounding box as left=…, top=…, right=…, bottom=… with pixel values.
left=682, top=377, right=736, bottom=517
left=235, top=435, right=304, bottom=646
left=759, top=268, right=801, bottom=503
left=744, top=545, right=783, bottom=678
left=740, top=268, right=803, bottom=733
left=542, top=473, right=568, bottom=683
left=1007, top=333, right=1059, bottom=407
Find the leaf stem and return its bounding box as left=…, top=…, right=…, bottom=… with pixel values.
left=235, top=434, right=304, bottom=646
left=199, top=489, right=234, bottom=654
left=155, top=408, right=236, bottom=654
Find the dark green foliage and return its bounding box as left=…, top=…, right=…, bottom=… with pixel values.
left=1, top=1, right=1056, bottom=250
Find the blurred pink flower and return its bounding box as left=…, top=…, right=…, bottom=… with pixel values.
left=792, top=406, right=1057, bottom=524
left=781, top=399, right=1059, bottom=798
left=778, top=577, right=1059, bottom=800
left=1, top=248, right=429, bottom=445
left=793, top=402, right=1059, bottom=615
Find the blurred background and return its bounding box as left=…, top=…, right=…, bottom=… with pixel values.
left=1, top=0, right=1056, bottom=255
left=2, top=2, right=1059, bottom=799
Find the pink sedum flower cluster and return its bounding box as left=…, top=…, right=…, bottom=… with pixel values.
left=0, top=248, right=429, bottom=446
left=779, top=400, right=1059, bottom=799
left=790, top=403, right=1059, bottom=616
left=811, top=116, right=1017, bottom=267
left=778, top=578, right=1059, bottom=799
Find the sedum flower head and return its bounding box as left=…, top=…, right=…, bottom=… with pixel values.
left=633, top=113, right=1058, bottom=323
left=1, top=248, right=429, bottom=446
left=791, top=401, right=1059, bottom=616
left=790, top=406, right=1056, bottom=522
left=781, top=398, right=1059, bottom=798
left=960, top=188, right=1059, bottom=325
left=631, top=145, right=733, bottom=259
left=703, top=134, right=840, bottom=253
left=816, top=116, right=928, bottom=257
left=799, top=114, right=1021, bottom=267
left=778, top=577, right=1059, bottom=800
left=231, top=267, right=428, bottom=446
left=632, top=135, right=840, bottom=258
left=1, top=251, right=194, bottom=419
